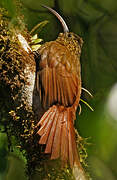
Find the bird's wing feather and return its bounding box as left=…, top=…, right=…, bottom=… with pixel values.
left=36, top=41, right=80, bottom=108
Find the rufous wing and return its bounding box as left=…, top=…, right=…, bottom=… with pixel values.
left=36, top=63, right=79, bottom=108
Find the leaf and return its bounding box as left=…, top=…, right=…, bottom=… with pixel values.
left=80, top=99, right=94, bottom=112
left=31, top=44, right=41, bottom=51
left=31, top=38, right=43, bottom=44
left=30, top=20, right=49, bottom=35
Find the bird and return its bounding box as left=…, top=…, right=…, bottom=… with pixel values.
left=35, top=5, right=83, bottom=169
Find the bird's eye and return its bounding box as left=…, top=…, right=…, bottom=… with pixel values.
left=68, top=33, right=72, bottom=38
left=77, top=39, right=81, bottom=44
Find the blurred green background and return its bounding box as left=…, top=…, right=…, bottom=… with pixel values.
left=0, top=0, right=117, bottom=179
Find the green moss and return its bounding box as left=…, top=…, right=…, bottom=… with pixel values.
left=0, top=7, right=36, bottom=175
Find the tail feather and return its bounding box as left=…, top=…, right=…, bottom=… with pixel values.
left=45, top=112, right=58, bottom=153
left=37, top=105, right=80, bottom=168
left=51, top=113, right=62, bottom=159
left=61, top=110, right=69, bottom=163
left=67, top=109, right=74, bottom=167
left=37, top=110, right=53, bottom=136
left=37, top=108, right=51, bottom=126
left=69, top=112, right=81, bottom=167
left=39, top=110, right=56, bottom=144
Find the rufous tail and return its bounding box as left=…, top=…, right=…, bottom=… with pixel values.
left=37, top=105, right=81, bottom=168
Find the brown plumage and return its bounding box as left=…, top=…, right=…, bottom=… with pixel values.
left=36, top=6, right=83, bottom=168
